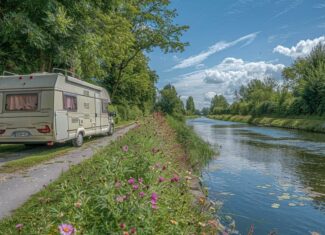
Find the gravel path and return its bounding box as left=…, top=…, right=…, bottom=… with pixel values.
left=0, top=124, right=136, bottom=220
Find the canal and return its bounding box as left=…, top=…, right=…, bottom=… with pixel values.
left=188, top=118, right=325, bottom=235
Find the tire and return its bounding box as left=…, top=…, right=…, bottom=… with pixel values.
left=72, top=132, right=83, bottom=147
left=108, top=124, right=114, bottom=136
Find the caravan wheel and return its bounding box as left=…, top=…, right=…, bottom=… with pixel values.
left=72, top=133, right=83, bottom=147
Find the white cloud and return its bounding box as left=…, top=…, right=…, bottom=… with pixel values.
left=173, top=58, right=285, bottom=109
left=273, top=36, right=325, bottom=58
left=171, top=32, right=259, bottom=70
left=204, top=92, right=217, bottom=102
left=271, top=0, right=303, bottom=20
left=314, top=3, right=325, bottom=9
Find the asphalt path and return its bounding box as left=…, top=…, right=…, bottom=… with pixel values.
left=0, top=124, right=137, bottom=220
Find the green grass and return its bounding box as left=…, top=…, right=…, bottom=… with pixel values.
left=0, top=146, right=71, bottom=173
left=0, top=114, right=221, bottom=234
left=166, top=116, right=215, bottom=171
left=209, top=114, right=325, bottom=133
left=0, top=123, right=135, bottom=173
left=0, top=144, right=27, bottom=153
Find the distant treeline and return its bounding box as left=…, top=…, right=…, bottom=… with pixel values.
left=0, top=0, right=188, bottom=121
left=208, top=44, right=325, bottom=118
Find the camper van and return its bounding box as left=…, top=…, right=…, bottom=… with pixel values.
left=0, top=72, right=115, bottom=147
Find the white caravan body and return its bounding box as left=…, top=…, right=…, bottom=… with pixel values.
left=0, top=73, right=114, bottom=146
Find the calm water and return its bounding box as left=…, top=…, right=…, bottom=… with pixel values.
left=187, top=118, right=325, bottom=235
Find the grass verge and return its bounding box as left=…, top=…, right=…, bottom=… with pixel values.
left=0, top=146, right=71, bottom=173
left=166, top=115, right=215, bottom=172
left=0, top=114, right=220, bottom=234
left=209, top=114, right=325, bottom=133
left=0, top=123, right=136, bottom=174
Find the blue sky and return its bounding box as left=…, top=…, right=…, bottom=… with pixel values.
left=148, top=0, right=325, bottom=109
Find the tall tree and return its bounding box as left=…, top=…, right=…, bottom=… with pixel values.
left=186, top=96, right=195, bottom=115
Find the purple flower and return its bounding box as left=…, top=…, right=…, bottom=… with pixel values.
left=132, top=184, right=139, bottom=190
left=151, top=192, right=158, bottom=201
left=139, top=192, right=145, bottom=198
left=138, top=178, right=143, bottom=184
left=15, top=224, right=23, bottom=230
left=58, top=224, right=75, bottom=235
left=130, top=227, right=137, bottom=234
left=120, top=223, right=126, bottom=229
left=128, top=178, right=135, bottom=185
left=122, top=145, right=129, bottom=152
left=151, top=204, right=158, bottom=210
left=158, top=176, right=165, bottom=183
left=171, top=175, right=180, bottom=183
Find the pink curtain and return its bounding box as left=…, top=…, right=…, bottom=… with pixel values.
left=6, top=94, right=38, bottom=111
left=64, top=95, right=77, bottom=110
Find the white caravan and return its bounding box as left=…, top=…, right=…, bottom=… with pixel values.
left=0, top=72, right=115, bottom=147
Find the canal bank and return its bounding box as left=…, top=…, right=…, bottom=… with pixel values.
left=188, top=117, right=325, bottom=235
left=208, top=115, right=325, bottom=133
left=0, top=115, right=223, bottom=234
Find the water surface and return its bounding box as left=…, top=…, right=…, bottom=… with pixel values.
left=188, top=118, right=325, bottom=235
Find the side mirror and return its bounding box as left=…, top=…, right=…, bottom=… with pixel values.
left=109, top=111, right=117, bottom=117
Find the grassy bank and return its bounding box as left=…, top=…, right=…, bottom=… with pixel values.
left=0, top=114, right=220, bottom=234
left=0, top=122, right=136, bottom=174
left=208, top=114, right=325, bottom=133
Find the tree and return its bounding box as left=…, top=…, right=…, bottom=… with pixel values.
left=282, top=43, right=325, bottom=115
left=156, top=84, right=184, bottom=118
left=185, top=96, right=195, bottom=115
left=201, top=107, right=210, bottom=116
left=210, top=95, right=229, bottom=114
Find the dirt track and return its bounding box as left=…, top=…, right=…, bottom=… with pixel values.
left=0, top=124, right=136, bottom=220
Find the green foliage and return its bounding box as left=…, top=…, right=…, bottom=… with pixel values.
left=212, top=44, right=325, bottom=118
left=185, top=96, right=196, bottom=115
left=166, top=116, right=215, bottom=171
left=210, top=95, right=229, bottom=115
left=0, top=116, right=219, bottom=234
left=0, top=0, right=189, bottom=121
left=156, top=84, right=185, bottom=119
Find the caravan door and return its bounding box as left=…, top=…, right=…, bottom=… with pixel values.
left=95, top=98, right=101, bottom=133
left=55, top=111, right=69, bottom=141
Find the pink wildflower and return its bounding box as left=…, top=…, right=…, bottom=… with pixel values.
left=158, top=176, right=165, bottom=183
left=130, top=227, right=137, bottom=234
left=171, top=175, right=180, bottom=183
left=128, top=178, right=135, bottom=185
left=139, top=192, right=145, bottom=198
left=133, top=184, right=139, bottom=190
left=122, top=145, right=129, bottom=152
left=151, top=192, right=158, bottom=201
left=15, top=224, right=23, bottom=231
left=138, top=178, right=143, bottom=184
left=151, top=204, right=158, bottom=210
left=120, top=223, right=126, bottom=229
left=58, top=224, right=75, bottom=235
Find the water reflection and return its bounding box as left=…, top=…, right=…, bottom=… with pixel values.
left=188, top=118, right=325, bottom=235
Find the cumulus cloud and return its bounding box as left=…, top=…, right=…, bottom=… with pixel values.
left=204, top=92, right=217, bottom=102
left=172, top=58, right=285, bottom=109
left=314, top=3, right=325, bottom=9
left=273, top=36, right=325, bottom=58
left=171, top=32, right=258, bottom=70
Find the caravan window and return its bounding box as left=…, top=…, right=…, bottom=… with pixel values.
left=63, top=94, right=77, bottom=111
left=5, top=94, right=38, bottom=111
left=102, top=100, right=109, bottom=113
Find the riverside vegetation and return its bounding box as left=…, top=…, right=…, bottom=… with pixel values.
left=0, top=114, right=222, bottom=234
left=206, top=44, right=325, bottom=132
